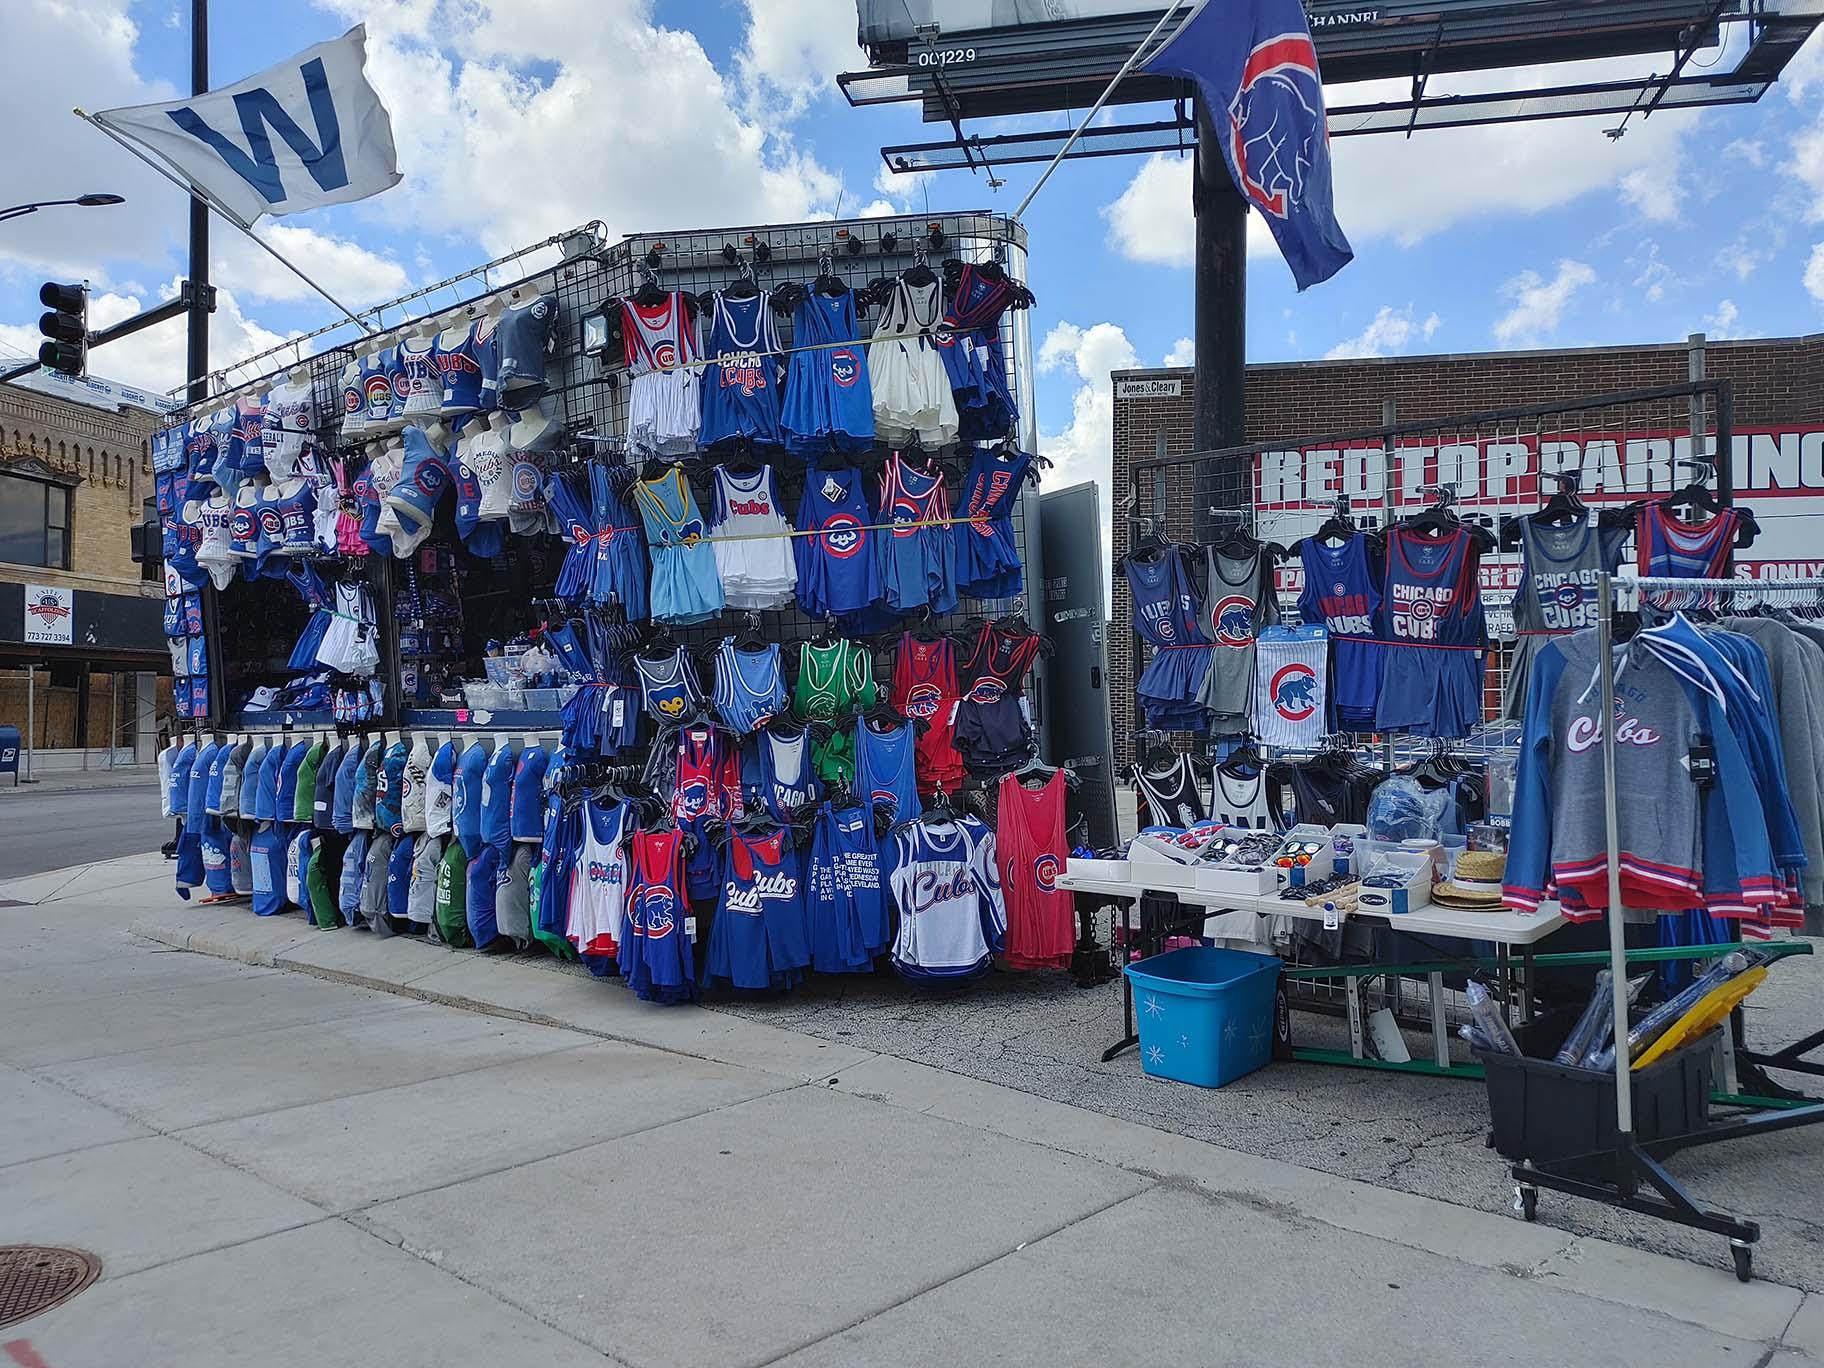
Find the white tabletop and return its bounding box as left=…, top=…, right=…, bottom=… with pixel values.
left=1059, top=873, right=1566, bottom=947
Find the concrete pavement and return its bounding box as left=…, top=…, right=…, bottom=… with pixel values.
left=0, top=855, right=1819, bottom=1365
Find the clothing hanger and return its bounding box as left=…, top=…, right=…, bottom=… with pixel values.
left=902, top=242, right=937, bottom=288
left=1009, top=756, right=1079, bottom=790
left=723, top=255, right=760, bottom=300
left=631, top=260, right=668, bottom=308
left=813, top=249, right=849, bottom=298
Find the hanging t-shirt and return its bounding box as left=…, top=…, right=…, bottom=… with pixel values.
left=1208, top=766, right=1276, bottom=831
left=1252, top=625, right=1329, bottom=750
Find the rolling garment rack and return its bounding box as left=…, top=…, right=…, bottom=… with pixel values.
left=1510, top=570, right=1824, bottom=1283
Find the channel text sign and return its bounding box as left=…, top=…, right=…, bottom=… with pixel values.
left=1251, top=426, right=1824, bottom=581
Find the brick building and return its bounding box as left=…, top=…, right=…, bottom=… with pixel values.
left=1107, top=331, right=1824, bottom=763
left=0, top=370, right=170, bottom=765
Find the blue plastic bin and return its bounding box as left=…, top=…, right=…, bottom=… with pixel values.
left=1124, top=946, right=1281, bottom=1088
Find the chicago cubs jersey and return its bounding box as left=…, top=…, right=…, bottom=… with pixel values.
left=885, top=817, right=1005, bottom=981
left=1635, top=503, right=1738, bottom=580
left=567, top=798, right=630, bottom=958
left=1252, top=625, right=1329, bottom=748
left=795, top=467, right=882, bottom=620
left=1374, top=526, right=1488, bottom=739
left=699, top=290, right=785, bottom=449
left=1297, top=532, right=1382, bottom=732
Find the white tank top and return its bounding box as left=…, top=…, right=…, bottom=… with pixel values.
left=621, top=293, right=698, bottom=378
left=396, top=337, right=442, bottom=415
left=567, top=799, right=629, bottom=955
left=192, top=494, right=236, bottom=587
left=711, top=464, right=795, bottom=574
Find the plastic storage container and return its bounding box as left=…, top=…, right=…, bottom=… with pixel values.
left=1479, top=1007, right=1713, bottom=1181
left=1123, top=946, right=1282, bottom=1088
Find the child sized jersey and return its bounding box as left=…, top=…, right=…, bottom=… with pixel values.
left=885, top=817, right=1006, bottom=981
left=622, top=291, right=700, bottom=457
left=1252, top=625, right=1329, bottom=748
left=892, top=632, right=963, bottom=797
left=635, top=644, right=704, bottom=724
left=876, top=451, right=957, bottom=615
left=855, top=719, right=920, bottom=823
left=1125, top=547, right=1212, bottom=731
left=567, top=798, right=630, bottom=958
left=1195, top=546, right=1280, bottom=734
left=1297, top=533, right=1382, bottom=732
left=1504, top=517, right=1627, bottom=721
left=672, top=724, right=737, bottom=899
left=622, top=829, right=695, bottom=1004
left=996, top=771, right=1074, bottom=971
left=782, top=287, right=874, bottom=458
left=705, top=828, right=812, bottom=992
left=709, top=464, right=796, bottom=610
left=1635, top=503, right=1738, bottom=580
left=713, top=639, right=787, bottom=733
left=953, top=445, right=1030, bottom=600
left=1374, top=526, right=1488, bottom=739
left=795, top=467, right=883, bottom=621
left=699, top=291, right=785, bottom=449
left=634, top=467, right=725, bottom=625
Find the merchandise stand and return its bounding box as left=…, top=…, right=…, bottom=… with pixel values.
left=1510, top=570, right=1824, bottom=1283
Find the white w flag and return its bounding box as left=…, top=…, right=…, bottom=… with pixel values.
left=94, top=25, right=400, bottom=224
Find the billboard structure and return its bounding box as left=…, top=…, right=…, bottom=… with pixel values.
left=844, top=0, right=1824, bottom=461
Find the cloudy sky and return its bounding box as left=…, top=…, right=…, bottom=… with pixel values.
left=1, top=0, right=1821, bottom=510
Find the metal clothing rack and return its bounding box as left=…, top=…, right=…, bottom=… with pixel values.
left=1511, top=570, right=1824, bottom=1282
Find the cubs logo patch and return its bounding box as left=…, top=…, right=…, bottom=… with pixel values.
left=513, top=465, right=542, bottom=499
left=1213, top=595, right=1256, bottom=648
left=1553, top=582, right=1583, bottom=610
left=1269, top=662, right=1319, bottom=723
left=820, top=513, right=863, bottom=559
left=654, top=340, right=679, bottom=370
left=830, top=348, right=860, bottom=388
left=1034, top=853, right=1060, bottom=893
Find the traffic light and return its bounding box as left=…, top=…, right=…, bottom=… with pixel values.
left=38, top=282, right=87, bottom=377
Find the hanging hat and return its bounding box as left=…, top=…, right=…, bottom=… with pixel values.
left=1432, top=849, right=1508, bottom=909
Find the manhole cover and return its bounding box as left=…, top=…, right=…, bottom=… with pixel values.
left=0, top=1246, right=101, bottom=1328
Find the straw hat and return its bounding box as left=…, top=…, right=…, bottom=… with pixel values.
left=1431, top=849, right=1508, bottom=909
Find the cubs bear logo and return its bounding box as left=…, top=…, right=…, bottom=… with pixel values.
left=641, top=887, right=676, bottom=940
left=1212, top=595, right=1256, bottom=648
left=1553, top=582, right=1583, bottom=610
left=830, top=348, right=860, bottom=388
left=904, top=681, right=941, bottom=719
left=414, top=464, right=445, bottom=495
left=820, top=513, right=863, bottom=559
left=1270, top=662, right=1319, bottom=722
left=675, top=518, right=705, bottom=548
left=657, top=695, right=687, bottom=718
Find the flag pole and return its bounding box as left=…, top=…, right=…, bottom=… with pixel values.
left=1011, top=1, right=1191, bottom=223
left=74, top=107, right=375, bottom=339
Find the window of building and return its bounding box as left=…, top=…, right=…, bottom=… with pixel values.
left=0, top=471, right=74, bottom=570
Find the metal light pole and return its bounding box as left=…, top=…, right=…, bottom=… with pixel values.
left=186, top=0, right=209, bottom=405
left=0, top=194, right=125, bottom=224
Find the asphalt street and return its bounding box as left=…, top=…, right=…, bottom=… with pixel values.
left=0, top=781, right=169, bottom=880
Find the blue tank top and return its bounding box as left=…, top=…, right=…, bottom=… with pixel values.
left=1298, top=532, right=1383, bottom=727
left=1126, top=547, right=1206, bottom=650
left=784, top=288, right=875, bottom=458
left=1635, top=503, right=1737, bottom=580
left=713, top=639, right=787, bottom=733
left=265, top=482, right=317, bottom=555
left=795, top=467, right=882, bottom=619
left=756, top=726, right=820, bottom=821
left=855, top=720, right=920, bottom=822
left=636, top=645, right=703, bottom=723
left=1381, top=527, right=1485, bottom=649
left=877, top=452, right=955, bottom=615
left=435, top=324, right=488, bottom=413
left=633, top=467, right=724, bottom=625
left=700, top=291, right=785, bottom=449
left=954, top=445, right=1029, bottom=597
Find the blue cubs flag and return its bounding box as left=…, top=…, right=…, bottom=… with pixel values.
left=1141, top=0, right=1353, bottom=290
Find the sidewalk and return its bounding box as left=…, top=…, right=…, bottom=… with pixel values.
left=5, top=856, right=1821, bottom=1364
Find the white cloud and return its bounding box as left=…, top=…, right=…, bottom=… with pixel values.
left=1619, top=165, right=1683, bottom=223
left=1717, top=232, right=1776, bottom=282
left=1790, top=110, right=1824, bottom=224
left=1806, top=245, right=1824, bottom=305
left=1163, top=336, right=1195, bottom=366
left=1102, top=155, right=1195, bottom=267
left=322, top=0, right=845, bottom=258
left=857, top=199, right=900, bottom=219
left=734, top=0, right=868, bottom=117
left=212, top=226, right=412, bottom=310
left=1787, top=28, right=1824, bottom=101
left=1629, top=241, right=1682, bottom=304
left=1725, top=139, right=1767, bottom=170
left=0, top=279, right=284, bottom=394
left=1493, top=260, right=1597, bottom=346
left=1703, top=300, right=1742, bottom=340
left=1322, top=305, right=1440, bottom=360
left=0, top=0, right=185, bottom=287
left=1034, top=321, right=1140, bottom=546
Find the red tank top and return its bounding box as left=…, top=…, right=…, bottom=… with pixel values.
left=893, top=632, right=963, bottom=795
left=996, top=771, right=1073, bottom=971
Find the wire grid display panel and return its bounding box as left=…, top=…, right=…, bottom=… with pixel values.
left=1141, top=382, right=1728, bottom=760
left=543, top=212, right=1042, bottom=718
